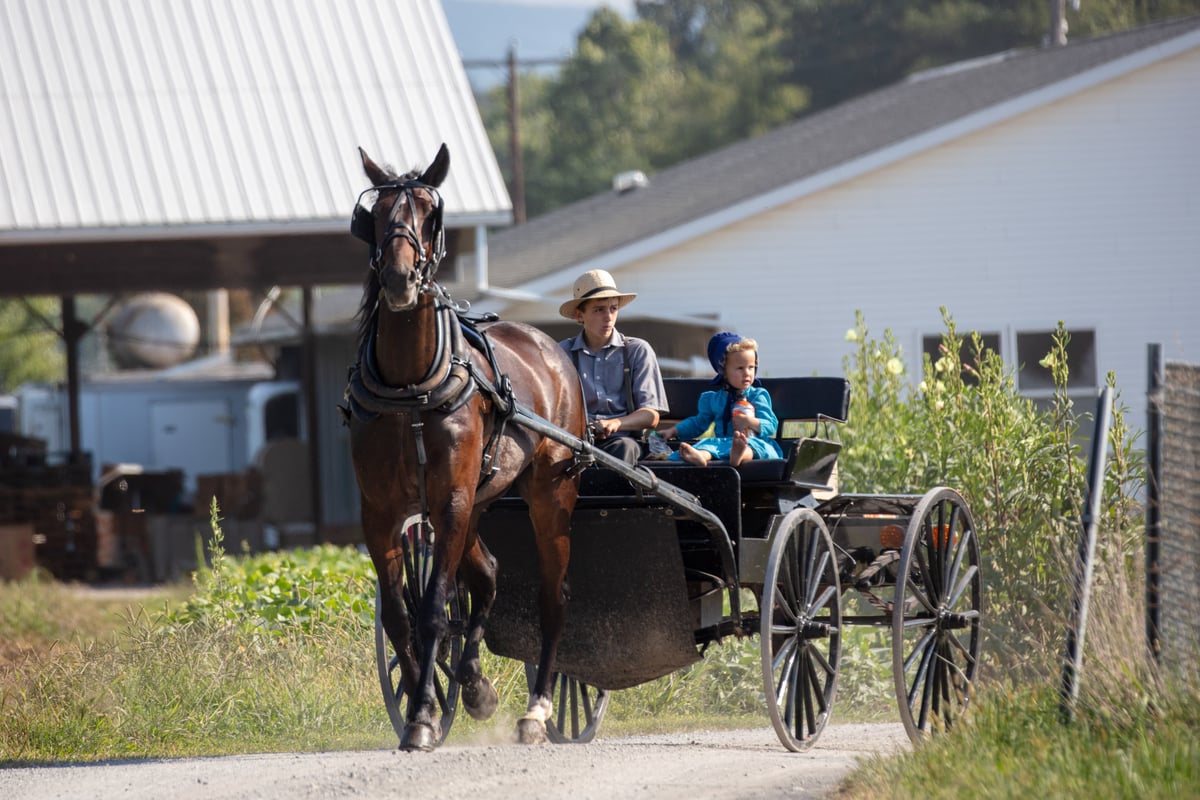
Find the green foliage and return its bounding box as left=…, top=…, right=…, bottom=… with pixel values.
left=0, top=298, right=63, bottom=392
left=168, top=502, right=375, bottom=636
left=838, top=308, right=1145, bottom=680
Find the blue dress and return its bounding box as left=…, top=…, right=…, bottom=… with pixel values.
left=668, top=386, right=784, bottom=462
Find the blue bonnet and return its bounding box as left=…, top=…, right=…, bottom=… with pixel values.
left=707, top=331, right=743, bottom=386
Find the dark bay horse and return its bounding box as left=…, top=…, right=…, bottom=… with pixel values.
left=346, top=144, right=586, bottom=750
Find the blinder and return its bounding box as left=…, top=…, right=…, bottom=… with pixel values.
left=350, top=202, right=376, bottom=248
left=349, top=181, right=447, bottom=281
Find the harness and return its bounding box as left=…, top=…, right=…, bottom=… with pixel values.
left=341, top=287, right=518, bottom=490
left=343, top=179, right=521, bottom=539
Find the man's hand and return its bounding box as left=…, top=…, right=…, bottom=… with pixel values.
left=591, top=418, right=620, bottom=439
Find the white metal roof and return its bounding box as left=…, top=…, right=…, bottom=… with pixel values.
left=0, top=0, right=512, bottom=239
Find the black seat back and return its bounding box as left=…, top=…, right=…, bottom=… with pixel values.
left=659, top=376, right=850, bottom=486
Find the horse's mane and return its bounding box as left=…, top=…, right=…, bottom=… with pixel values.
left=354, top=163, right=425, bottom=348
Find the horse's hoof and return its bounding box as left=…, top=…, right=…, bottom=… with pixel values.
left=461, top=676, right=499, bottom=721
left=516, top=717, right=548, bottom=745
left=400, top=723, right=439, bottom=752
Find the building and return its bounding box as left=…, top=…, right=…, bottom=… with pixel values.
left=466, top=16, right=1200, bottom=433
left=0, top=0, right=511, bottom=550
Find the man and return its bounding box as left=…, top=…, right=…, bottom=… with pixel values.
left=559, top=270, right=668, bottom=465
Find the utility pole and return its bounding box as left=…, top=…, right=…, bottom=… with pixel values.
left=463, top=45, right=566, bottom=225
left=506, top=44, right=525, bottom=225
left=1050, top=0, right=1067, bottom=46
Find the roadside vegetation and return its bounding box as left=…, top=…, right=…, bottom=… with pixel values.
left=2, top=309, right=1195, bottom=797
left=835, top=308, right=1196, bottom=797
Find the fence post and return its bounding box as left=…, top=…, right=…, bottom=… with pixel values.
left=1059, top=386, right=1112, bottom=722
left=1145, top=344, right=1163, bottom=664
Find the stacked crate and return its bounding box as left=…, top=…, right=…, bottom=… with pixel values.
left=1, top=434, right=94, bottom=581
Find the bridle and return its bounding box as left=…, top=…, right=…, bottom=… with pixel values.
left=350, top=179, right=447, bottom=290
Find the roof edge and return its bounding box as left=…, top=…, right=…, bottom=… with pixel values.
left=498, top=23, right=1200, bottom=301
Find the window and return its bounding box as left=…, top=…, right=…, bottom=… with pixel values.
left=921, top=332, right=1001, bottom=385
left=1016, top=330, right=1097, bottom=391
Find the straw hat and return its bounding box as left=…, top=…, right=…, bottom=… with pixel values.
left=558, top=270, right=637, bottom=319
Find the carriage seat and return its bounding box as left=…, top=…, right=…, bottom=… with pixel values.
left=649, top=376, right=850, bottom=487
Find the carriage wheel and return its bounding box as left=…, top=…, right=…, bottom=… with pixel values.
left=374, top=523, right=465, bottom=745
left=523, top=664, right=611, bottom=743
left=892, top=487, right=983, bottom=744
left=760, top=508, right=842, bottom=752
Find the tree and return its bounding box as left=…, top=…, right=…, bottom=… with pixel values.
left=484, top=0, right=1200, bottom=219
left=0, top=298, right=63, bottom=393
left=528, top=9, right=683, bottom=213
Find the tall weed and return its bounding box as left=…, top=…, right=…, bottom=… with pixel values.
left=839, top=308, right=1146, bottom=681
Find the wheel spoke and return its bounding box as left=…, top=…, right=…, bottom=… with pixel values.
left=904, top=574, right=938, bottom=616
left=947, top=564, right=979, bottom=609
left=903, top=626, right=937, bottom=673
left=944, top=525, right=971, bottom=597
left=914, top=533, right=940, bottom=605
left=809, top=643, right=835, bottom=678
left=914, top=639, right=937, bottom=730
left=808, top=584, right=838, bottom=617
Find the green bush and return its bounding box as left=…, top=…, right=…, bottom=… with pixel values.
left=167, top=503, right=375, bottom=637
left=839, top=307, right=1145, bottom=680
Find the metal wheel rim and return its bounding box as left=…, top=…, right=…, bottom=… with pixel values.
left=892, top=487, right=983, bottom=744
left=760, top=507, right=842, bottom=753
left=524, top=664, right=611, bottom=744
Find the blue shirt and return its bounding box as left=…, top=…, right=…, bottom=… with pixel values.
left=560, top=331, right=668, bottom=426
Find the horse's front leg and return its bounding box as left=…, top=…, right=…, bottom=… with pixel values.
left=400, top=492, right=473, bottom=752
left=380, top=551, right=419, bottom=699
left=366, top=515, right=419, bottom=700
left=517, top=481, right=574, bottom=745
left=399, top=562, right=451, bottom=752
left=457, top=529, right=499, bottom=722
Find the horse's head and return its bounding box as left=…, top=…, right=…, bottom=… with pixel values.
left=352, top=144, right=450, bottom=311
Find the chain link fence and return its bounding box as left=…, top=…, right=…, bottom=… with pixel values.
left=1152, top=358, right=1200, bottom=673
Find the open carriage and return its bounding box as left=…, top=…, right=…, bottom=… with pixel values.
left=374, top=375, right=983, bottom=751
left=348, top=143, right=980, bottom=753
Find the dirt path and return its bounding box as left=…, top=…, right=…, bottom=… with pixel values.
left=0, top=723, right=907, bottom=800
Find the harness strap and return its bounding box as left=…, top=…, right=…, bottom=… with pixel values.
left=342, top=302, right=475, bottom=419
left=340, top=291, right=519, bottom=490
left=411, top=418, right=433, bottom=541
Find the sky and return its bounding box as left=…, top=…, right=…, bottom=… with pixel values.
left=443, top=0, right=636, bottom=87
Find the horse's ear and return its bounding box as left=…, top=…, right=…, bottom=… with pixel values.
left=359, top=146, right=391, bottom=186
left=419, top=143, right=450, bottom=188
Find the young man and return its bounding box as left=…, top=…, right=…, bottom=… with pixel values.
left=559, top=270, right=668, bottom=465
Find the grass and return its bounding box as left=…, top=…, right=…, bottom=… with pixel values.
left=0, top=530, right=894, bottom=764
left=839, top=529, right=1199, bottom=799
left=2, top=310, right=1186, bottom=797
left=839, top=681, right=1200, bottom=799
left=2, top=521, right=1193, bottom=797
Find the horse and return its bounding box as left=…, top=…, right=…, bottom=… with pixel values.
left=345, top=143, right=586, bottom=751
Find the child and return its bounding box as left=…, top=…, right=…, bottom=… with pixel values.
left=659, top=332, right=784, bottom=467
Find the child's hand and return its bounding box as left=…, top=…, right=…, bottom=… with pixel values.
left=732, top=414, right=756, bottom=434
left=659, top=426, right=677, bottom=440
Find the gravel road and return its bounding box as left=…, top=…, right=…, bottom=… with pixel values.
left=0, top=723, right=907, bottom=800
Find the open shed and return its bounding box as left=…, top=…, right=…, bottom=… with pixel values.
left=0, top=0, right=511, bottom=555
